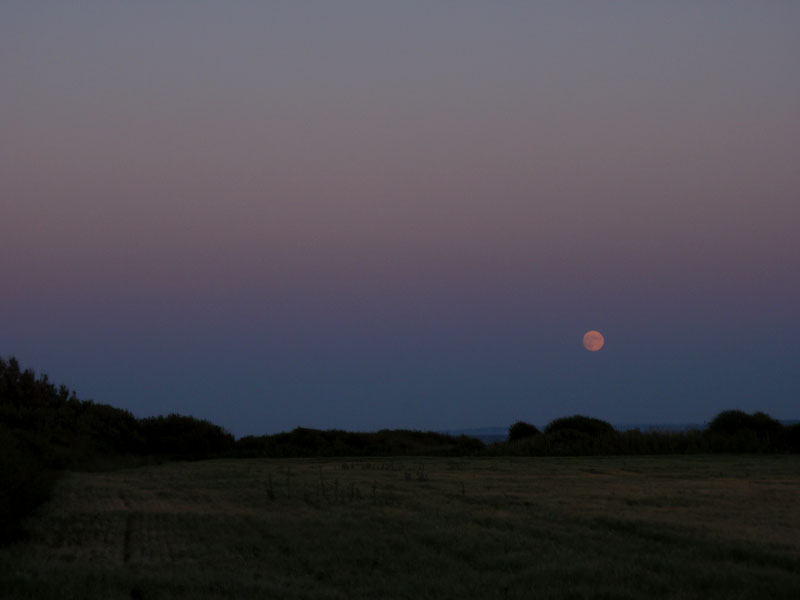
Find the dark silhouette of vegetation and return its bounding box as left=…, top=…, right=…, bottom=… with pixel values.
left=0, top=356, right=234, bottom=463
left=490, top=412, right=800, bottom=457
left=508, top=421, right=540, bottom=442
left=2, top=354, right=798, bottom=542
left=236, top=427, right=483, bottom=458
left=485, top=426, right=708, bottom=457
left=139, top=414, right=235, bottom=459
left=0, top=424, right=56, bottom=542
left=0, top=356, right=234, bottom=542
left=786, top=424, right=800, bottom=452
left=545, top=415, right=616, bottom=436
left=704, top=410, right=784, bottom=451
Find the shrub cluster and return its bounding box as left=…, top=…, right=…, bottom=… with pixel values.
left=0, top=356, right=234, bottom=542
left=0, top=357, right=234, bottom=465
left=236, top=427, right=483, bottom=458
left=0, top=424, right=56, bottom=541
left=508, top=421, right=540, bottom=442
left=139, top=415, right=235, bottom=460
left=491, top=411, right=799, bottom=457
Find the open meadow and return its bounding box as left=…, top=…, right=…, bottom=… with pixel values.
left=2, top=455, right=800, bottom=599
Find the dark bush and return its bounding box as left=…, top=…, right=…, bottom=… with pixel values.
left=544, top=415, right=615, bottom=436
left=508, top=421, right=540, bottom=442
left=233, top=428, right=483, bottom=458
left=139, top=414, right=235, bottom=459
left=0, top=425, right=56, bottom=543
left=783, top=423, right=800, bottom=452
left=708, top=410, right=754, bottom=435
left=706, top=410, right=784, bottom=450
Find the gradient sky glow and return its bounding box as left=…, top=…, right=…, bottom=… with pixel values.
left=2, top=2, right=799, bottom=435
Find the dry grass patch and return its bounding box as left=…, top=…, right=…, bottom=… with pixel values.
left=1, top=455, right=799, bottom=599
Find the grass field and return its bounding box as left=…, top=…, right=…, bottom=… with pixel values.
left=2, top=455, right=799, bottom=599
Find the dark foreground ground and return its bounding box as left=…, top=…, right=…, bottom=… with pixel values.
left=2, top=455, right=799, bottom=599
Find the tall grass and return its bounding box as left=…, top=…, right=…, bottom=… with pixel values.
left=2, top=455, right=799, bottom=599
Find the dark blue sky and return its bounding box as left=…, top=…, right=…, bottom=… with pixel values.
left=2, top=2, right=798, bottom=435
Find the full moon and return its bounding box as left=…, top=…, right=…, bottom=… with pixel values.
left=582, top=330, right=605, bottom=351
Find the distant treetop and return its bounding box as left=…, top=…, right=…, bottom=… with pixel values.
left=508, top=421, right=540, bottom=442
left=544, top=415, right=615, bottom=436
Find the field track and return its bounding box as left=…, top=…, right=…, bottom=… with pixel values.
left=2, top=455, right=800, bottom=599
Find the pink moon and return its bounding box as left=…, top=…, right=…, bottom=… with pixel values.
left=582, top=330, right=605, bottom=351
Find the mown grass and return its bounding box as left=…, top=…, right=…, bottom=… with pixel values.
left=2, top=455, right=799, bottom=599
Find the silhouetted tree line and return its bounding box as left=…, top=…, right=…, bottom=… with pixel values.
left=2, top=355, right=799, bottom=542
left=0, top=357, right=234, bottom=463
left=0, top=356, right=233, bottom=541
left=139, top=415, right=236, bottom=458
left=495, top=411, right=800, bottom=456
left=236, top=427, right=483, bottom=458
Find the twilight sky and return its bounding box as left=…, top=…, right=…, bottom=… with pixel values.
left=2, top=2, right=798, bottom=436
